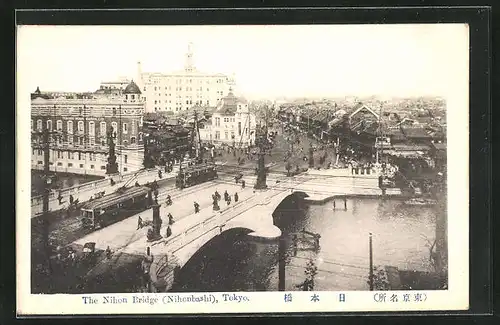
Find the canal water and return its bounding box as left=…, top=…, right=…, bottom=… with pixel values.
left=172, top=197, right=440, bottom=292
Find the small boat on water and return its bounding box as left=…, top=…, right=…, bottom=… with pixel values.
left=403, top=198, right=438, bottom=206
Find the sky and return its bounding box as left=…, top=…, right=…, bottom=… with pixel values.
left=16, top=24, right=469, bottom=99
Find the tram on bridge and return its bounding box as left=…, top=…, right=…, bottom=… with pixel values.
left=80, top=186, right=152, bottom=229
left=175, top=163, right=218, bottom=189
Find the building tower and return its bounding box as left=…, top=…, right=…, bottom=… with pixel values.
left=136, top=61, right=143, bottom=89
left=184, top=42, right=195, bottom=73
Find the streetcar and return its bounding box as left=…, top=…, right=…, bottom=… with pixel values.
left=80, top=186, right=152, bottom=229
left=175, top=163, right=218, bottom=189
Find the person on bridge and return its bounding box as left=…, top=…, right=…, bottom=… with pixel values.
left=57, top=192, right=63, bottom=205
left=215, top=190, right=221, bottom=201
left=194, top=202, right=200, bottom=214
left=69, top=194, right=74, bottom=205
left=137, top=216, right=144, bottom=230
left=226, top=195, right=231, bottom=206
left=224, top=190, right=229, bottom=202
left=105, top=246, right=112, bottom=259
left=135, top=181, right=140, bottom=187
left=158, top=170, right=163, bottom=179
left=166, top=194, right=172, bottom=206
left=234, top=192, right=239, bottom=203
left=241, top=180, right=246, bottom=189
left=168, top=213, right=174, bottom=225
left=110, top=178, right=115, bottom=186
left=166, top=225, right=172, bottom=238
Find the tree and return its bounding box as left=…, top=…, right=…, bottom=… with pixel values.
left=143, top=138, right=155, bottom=169
left=368, top=266, right=390, bottom=290
left=295, top=258, right=318, bottom=291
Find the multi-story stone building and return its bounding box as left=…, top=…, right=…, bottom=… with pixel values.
left=30, top=81, right=145, bottom=176
left=199, top=89, right=256, bottom=147
left=136, top=43, right=236, bottom=114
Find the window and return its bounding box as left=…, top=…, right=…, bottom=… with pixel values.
left=90, top=165, right=95, bottom=169
left=57, top=120, right=62, bottom=131
left=215, top=131, right=220, bottom=139
left=37, top=119, right=42, bottom=131
left=67, top=121, right=73, bottom=134
left=89, top=121, right=95, bottom=136
left=225, top=131, right=228, bottom=139
left=110, top=122, right=118, bottom=136
left=123, top=123, right=128, bottom=134
left=78, top=152, right=82, bottom=160
left=78, top=121, right=84, bottom=133
left=68, top=163, right=73, bottom=168
left=100, top=122, right=106, bottom=136
left=31, top=120, right=33, bottom=130
left=101, top=165, right=106, bottom=170
left=47, top=120, right=52, bottom=131
left=57, top=162, right=63, bottom=166
left=123, top=167, right=128, bottom=172
left=124, top=155, right=128, bottom=164
left=79, top=164, right=84, bottom=168
left=89, top=137, right=95, bottom=145
left=77, top=136, right=82, bottom=146
left=215, top=117, right=220, bottom=127
left=68, top=135, right=73, bottom=144
left=37, top=161, right=43, bottom=165
left=131, top=137, right=136, bottom=144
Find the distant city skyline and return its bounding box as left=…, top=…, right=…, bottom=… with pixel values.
left=17, top=24, right=468, bottom=99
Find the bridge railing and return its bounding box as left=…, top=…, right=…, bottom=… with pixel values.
left=30, top=168, right=157, bottom=207
left=154, top=192, right=267, bottom=256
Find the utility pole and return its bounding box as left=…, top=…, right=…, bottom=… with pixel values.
left=278, top=235, right=286, bottom=291
left=34, top=123, right=56, bottom=276
left=369, top=232, right=374, bottom=291
left=254, top=119, right=268, bottom=190
left=106, top=126, right=119, bottom=174
left=192, top=110, right=203, bottom=163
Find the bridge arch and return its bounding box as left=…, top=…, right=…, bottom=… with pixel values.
left=176, top=227, right=253, bottom=271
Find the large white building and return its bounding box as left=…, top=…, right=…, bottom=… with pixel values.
left=199, top=89, right=256, bottom=147
left=136, top=43, right=236, bottom=114
left=30, top=81, right=146, bottom=177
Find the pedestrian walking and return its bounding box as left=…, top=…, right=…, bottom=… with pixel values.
left=234, top=192, right=239, bottom=203
left=158, top=170, right=162, bottom=179
left=137, top=216, right=143, bottom=230
left=241, top=180, right=246, bottom=189
left=227, top=196, right=231, bottom=206
left=57, top=192, right=63, bottom=205
left=166, top=225, right=172, bottom=238
left=69, top=194, right=74, bottom=205
left=105, top=246, right=112, bottom=259
left=194, top=201, right=200, bottom=214
left=168, top=213, right=174, bottom=225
